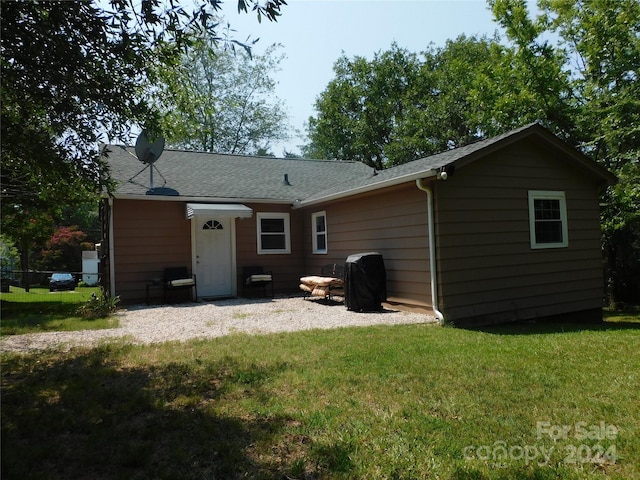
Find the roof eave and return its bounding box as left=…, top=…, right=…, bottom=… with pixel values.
left=294, top=170, right=438, bottom=209
left=434, top=123, right=617, bottom=186
left=106, top=193, right=296, bottom=205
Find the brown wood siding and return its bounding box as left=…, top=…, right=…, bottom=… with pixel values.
left=235, top=203, right=305, bottom=295
left=300, top=184, right=432, bottom=307
left=112, top=199, right=192, bottom=303
left=113, top=200, right=306, bottom=301
left=435, top=138, right=605, bottom=323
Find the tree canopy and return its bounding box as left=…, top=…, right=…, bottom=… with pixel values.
left=304, top=44, right=420, bottom=169
left=1, top=0, right=286, bottom=277
left=1, top=0, right=286, bottom=211
left=305, top=33, right=575, bottom=168
left=307, top=0, right=638, bottom=168
left=156, top=42, right=290, bottom=154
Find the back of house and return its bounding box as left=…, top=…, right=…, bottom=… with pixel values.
left=102, top=123, right=615, bottom=326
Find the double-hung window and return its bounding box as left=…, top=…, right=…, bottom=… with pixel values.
left=257, top=212, right=291, bottom=254
left=312, top=211, right=327, bottom=254
left=528, top=191, right=568, bottom=249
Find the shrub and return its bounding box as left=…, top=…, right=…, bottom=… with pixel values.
left=78, top=288, right=120, bottom=319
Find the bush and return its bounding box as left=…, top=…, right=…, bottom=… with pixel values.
left=78, top=288, right=120, bottom=319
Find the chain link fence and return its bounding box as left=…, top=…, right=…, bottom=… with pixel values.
left=0, top=270, right=103, bottom=304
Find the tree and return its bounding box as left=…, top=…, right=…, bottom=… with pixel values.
left=1, top=210, right=54, bottom=291
left=1, top=0, right=286, bottom=215
left=0, top=235, right=19, bottom=282
left=1, top=0, right=286, bottom=282
left=392, top=36, right=507, bottom=160
left=282, top=149, right=302, bottom=158
left=157, top=42, right=290, bottom=154
left=602, top=162, right=640, bottom=304
left=38, top=226, right=92, bottom=273
left=490, top=0, right=640, bottom=303
left=305, top=44, right=420, bottom=169
left=305, top=37, right=564, bottom=167
left=61, top=202, right=102, bottom=245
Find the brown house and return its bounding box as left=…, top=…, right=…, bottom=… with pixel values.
left=102, top=123, right=615, bottom=326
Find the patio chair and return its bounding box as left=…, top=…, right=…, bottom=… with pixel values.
left=242, top=266, right=274, bottom=298
left=163, top=266, right=197, bottom=303
left=299, top=263, right=345, bottom=301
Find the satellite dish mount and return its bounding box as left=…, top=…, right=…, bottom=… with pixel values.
left=126, top=130, right=177, bottom=195
left=134, top=130, right=165, bottom=191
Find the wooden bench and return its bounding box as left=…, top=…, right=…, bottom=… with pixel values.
left=163, top=267, right=197, bottom=303
left=300, top=264, right=345, bottom=301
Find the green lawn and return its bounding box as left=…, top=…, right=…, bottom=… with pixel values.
left=2, top=313, right=638, bottom=479
left=0, top=286, right=118, bottom=335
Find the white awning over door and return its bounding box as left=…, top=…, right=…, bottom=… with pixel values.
left=186, top=203, right=253, bottom=219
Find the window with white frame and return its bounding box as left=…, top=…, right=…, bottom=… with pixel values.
left=528, top=191, right=568, bottom=249
left=312, top=211, right=327, bottom=254
left=257, top=212, right=291, bottom=254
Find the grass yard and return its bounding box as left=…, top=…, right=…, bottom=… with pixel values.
left=0, top=286, right=118, bottom=335
left=1, top=311, right=638, bottom=480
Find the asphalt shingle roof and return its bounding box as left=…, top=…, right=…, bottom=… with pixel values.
left=298, top=123, right=542, bottom=203
left=105, top=147, right=374, bottom=201
left=104, top=123, right=614, bottom=205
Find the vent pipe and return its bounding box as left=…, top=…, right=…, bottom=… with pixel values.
left=283, top=174, right=292, bottom=186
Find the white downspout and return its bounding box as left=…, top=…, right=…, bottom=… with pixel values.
left=108, top=197, right=116, bottom=297
left=416, top=178, right=445, bottom=324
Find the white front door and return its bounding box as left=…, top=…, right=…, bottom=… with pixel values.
left=194, top=218, right=233, bottom=297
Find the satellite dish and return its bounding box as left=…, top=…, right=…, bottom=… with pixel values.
left=135, top=130, right=165, bottom=164
left=127, top=130, right=175, bottom=194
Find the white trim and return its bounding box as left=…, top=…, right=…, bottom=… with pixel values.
left=257, top=212, right=291, bottom=254
left=190, top=217, right=197, bottom=290
left=109, top=193, right=293, bottom=205
left=108, top=198, right=116, bottom=296
left=186, top=203, right=252, bottom=219
left=294, top=170, right=439, bottom=208
left=230, top=220, right=238, bottom=295
left=312, top=210, right=328, bottom=254
left=528, top=190, right=569, bottom=249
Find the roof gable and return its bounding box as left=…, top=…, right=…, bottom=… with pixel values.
left=299, top=123, right=616, bottom=206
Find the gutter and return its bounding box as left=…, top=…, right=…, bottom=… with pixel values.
left=110, top=193, right=294, bottom=205
left=289, top=166, right=443, bottom=322
left=416, top=178, right=445, bottom=324
left=294, top=170, right=438, bottom=209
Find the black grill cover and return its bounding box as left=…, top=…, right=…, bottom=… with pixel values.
left=344, top=252, right=387, bottom=312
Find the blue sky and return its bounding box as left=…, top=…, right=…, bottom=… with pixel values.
left=219, top=0, right=509, bottom=154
